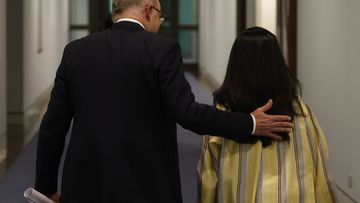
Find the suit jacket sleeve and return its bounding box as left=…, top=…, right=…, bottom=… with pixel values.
left=158, top=42, right=253, bottom=142
left=34, top=45, right=73, bottom=195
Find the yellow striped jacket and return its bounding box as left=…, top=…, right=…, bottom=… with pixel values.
left=197, top=98, right=337, bottom=203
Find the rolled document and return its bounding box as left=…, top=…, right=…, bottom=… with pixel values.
left=24, top=187, right=55, bottom=203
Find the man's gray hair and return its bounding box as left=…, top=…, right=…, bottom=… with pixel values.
left=112, top=0, right=154, bottom=16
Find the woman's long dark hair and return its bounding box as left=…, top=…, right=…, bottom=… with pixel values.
left=214, top=27, right=301, bottom=147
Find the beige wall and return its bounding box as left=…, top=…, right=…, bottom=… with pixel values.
left=0, top=0, right=6, bottom=154
left=199, top=0, right=237, bottom=86
left=255, top=0, right=277, bottom=34
left=23, top=0, right=69, bottom=110
left=298, top=0, right=360, bottom=201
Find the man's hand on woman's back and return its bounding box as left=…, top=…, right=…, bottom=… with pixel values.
left=251, top=99, right=293, bottom=141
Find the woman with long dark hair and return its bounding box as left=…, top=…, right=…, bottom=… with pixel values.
left=197, top=27, right=337, bottom=203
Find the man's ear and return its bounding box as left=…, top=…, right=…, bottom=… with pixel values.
left=143, top=4, right=152, bottom=21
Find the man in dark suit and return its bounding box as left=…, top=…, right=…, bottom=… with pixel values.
left=35, top=0, right=293, bottom=202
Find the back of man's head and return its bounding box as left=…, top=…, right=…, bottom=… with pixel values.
left=112, top=0, right=154, bottom=17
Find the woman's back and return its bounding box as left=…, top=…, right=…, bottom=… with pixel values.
left=197, top=98, right=337, bottom=203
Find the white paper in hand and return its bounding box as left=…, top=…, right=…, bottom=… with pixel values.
left=24, top=187, right=55, bottom=203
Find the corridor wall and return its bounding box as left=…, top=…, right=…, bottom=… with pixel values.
left=199, top=0, right=237, bottom=86
left=23, top=0, right=69, bottom=111
left=298, top=0, right=360, bottom=201
left=5, top=0, right=69, bottom=156
left=6, top=0, right=68, bottom=130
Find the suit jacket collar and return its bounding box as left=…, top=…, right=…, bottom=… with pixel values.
left=111, top=21, right=145, bottom=31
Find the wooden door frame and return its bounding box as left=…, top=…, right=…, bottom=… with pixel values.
left=237, top=0, right=247, bottom=35
left=287, top=0, right=297, bottom=75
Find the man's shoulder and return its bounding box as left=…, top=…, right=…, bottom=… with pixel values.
left=62, top=30, right=110, bottom=58
left=129, top=31, right=180, bottom=57
left=142, top=31, right=178, bottom=47
left=67, top=30, right=110, bottom=48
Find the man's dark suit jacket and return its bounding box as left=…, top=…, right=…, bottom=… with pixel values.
left=35, top=21, right=253, bottom=203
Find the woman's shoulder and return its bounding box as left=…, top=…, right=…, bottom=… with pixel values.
left=293, top=96, right=312, bottom=117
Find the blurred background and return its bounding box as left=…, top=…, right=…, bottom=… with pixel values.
left=0, top=0, right=359, bottom=202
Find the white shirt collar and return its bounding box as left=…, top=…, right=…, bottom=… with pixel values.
left=115, top=18, right=145, bottom=29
